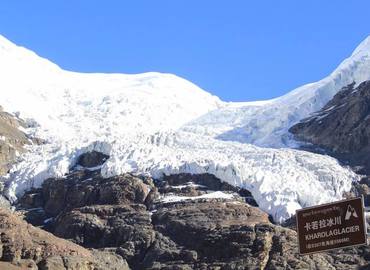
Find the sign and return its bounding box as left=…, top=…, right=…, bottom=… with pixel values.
left=296, top=197, right=367, bottom=254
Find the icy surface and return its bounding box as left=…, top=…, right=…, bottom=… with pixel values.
left=0, top=35, right=367, bottom=222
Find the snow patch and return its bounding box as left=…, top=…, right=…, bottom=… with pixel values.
left=160, top=191, right=235, bottom=203
left=170, top=182, right=206, bottom=189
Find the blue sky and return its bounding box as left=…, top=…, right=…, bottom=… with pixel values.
left=0, top=1, right=369, bottom=101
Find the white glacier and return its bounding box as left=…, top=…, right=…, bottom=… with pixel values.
left=0, top=35, right=368, bottom=223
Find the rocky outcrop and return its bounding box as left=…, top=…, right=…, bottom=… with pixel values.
left=15, top=168, right=370, bottom=269
left=16, top=170, right=157, bottom=268
left=0, top=106, right=30, bottom=176
left=146, top=200, right=370, bottom=269
left=290, top=80, right=370, bottom=174
left=146, top=201, right=270, bottom=268
left=41, top=171, right=154, bottom=217
left=17, top=170, right=272, bottom=269
left=0, top=207, right=129, bottom=269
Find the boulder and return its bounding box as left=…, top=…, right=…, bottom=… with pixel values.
left=76, top=151, right=109, bottom=168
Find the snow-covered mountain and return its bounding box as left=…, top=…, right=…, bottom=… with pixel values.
left=182, top=36, right=370, bottom=147
left=0, top=35, right=368, bottom=223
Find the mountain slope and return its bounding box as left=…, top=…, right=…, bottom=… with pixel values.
left=0, top=35, right=365, bottom=223
left=290, top=80, right=370, bottom=174
left=182, top=36, right=370, bottom=147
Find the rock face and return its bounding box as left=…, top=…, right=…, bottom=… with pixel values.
left=54, top=204, right=155, bottom=268
left=14, top=168, right=370, bottom=269
left=0, top=106, right=29, bottom=176
left=147, top=201, right=270, bottom=268
left=290, top=81, right=370, bottom=174
left=0, top=207, right=129, bottom=270
left=145, top=199, right=370, bottom=270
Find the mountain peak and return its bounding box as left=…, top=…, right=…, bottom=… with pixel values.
left=0, top=34, right=62, bottom=75
left=0, top=35, right=18, bottom=50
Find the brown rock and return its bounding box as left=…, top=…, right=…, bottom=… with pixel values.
left=15, top=171, right=370, bottom=269
left=53, top=204, right=154, bottom=267
left=42, top=173, right=153, bottom=217
left=0, top=207, right=129, bottom=269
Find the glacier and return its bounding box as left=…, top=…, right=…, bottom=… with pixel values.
left=0, top=35, right=369, bottom=223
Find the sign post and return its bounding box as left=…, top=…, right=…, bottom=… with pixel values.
left=296, top=197, right=367, bottom=255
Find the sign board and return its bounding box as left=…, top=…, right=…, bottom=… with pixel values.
left=296, top=197, right=367, bottom=254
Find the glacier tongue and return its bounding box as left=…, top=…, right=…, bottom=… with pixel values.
left=0, top=35, right=367, bottom=223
